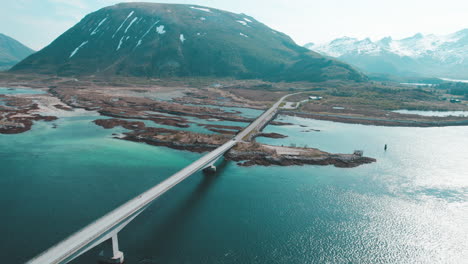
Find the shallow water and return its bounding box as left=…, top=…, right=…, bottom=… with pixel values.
left=392, top=109, right=468, bottom=117
left=0, top=112, right=467, bottom=263
left=0, top=87, right=46, bottom=95
left=185, top=103, right=264, bottom=119
left=141, top=109, right=249, bottom=134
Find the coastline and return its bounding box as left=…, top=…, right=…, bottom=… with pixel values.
left=94, top=118, right=377, bottom=168
left=282, top=111, right=468, bottom=127
left=0, top=81, right=465, bottom=170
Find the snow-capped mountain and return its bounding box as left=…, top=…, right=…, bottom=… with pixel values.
left=12, top=3, right=365, bottom=82
left=306, top=29, right=468, bottom=79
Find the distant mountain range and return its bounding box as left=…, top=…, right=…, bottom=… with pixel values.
left=11, top=3, right=365, bottom=82
left=305, top=29, right=468, bottom=79
left=0, top=33, right=35, bottom=71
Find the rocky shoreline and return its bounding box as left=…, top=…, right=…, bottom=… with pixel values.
left=283, top=111, right=468, bottom=127
left=1, top=84, right=377, bottom=168
left=0, top=112, right=57, bottom=134
left=254, top=132, right=288, bottom=139
left=0, top=96, right=58, bottom=134
left=226, top=149, right=376, bottom=168
left=94, top=119, right=229, bottom=153
left=94, top=118, right=376, bottom=168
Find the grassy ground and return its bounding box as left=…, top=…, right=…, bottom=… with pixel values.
left=1, top=72, right=466, bottom=113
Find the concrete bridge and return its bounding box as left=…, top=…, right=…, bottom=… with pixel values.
left=27, top=93, right=297, bottom=264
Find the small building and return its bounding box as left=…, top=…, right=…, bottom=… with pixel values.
left=353, top=150, right=363, bottom=156
left=309, top=96, right=323, bottom=100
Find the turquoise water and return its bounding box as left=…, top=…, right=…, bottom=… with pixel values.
left=0, top=87, right=46, bottom=107
left=130, top=117, right=245, bottom=135
left=0, top=113, right=467, bottom=263
left=0, top=87, right=46, bottom=95
left=392, top=109, right=468, bottom=117
left=141, top=110, right=249, bottom=134
left=215, top=105, right=263, bottom=119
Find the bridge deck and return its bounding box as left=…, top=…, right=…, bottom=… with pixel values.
left=27, top=93, right=296, bottom=264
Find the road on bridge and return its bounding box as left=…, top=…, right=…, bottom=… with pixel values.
left=27, top=92, right=300, bottom=264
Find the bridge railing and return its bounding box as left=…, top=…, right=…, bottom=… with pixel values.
left=27, top=140, right=237, bottom=264
left=27, top=93, right=298, bottom=264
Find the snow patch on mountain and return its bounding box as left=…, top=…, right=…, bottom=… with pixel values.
left=190, top=6, right=211, bottom=13
left=237, top=20, right=248, bottom=26
left=112, top=11, right=134, bottom=38
left=91, top=17, right=108, bottom=35
left=70, top=41, right=88, bottom=58
left=156, top=25, right=166, bottom=34
left=136, top=20, right=159, bottom=48
left=124, top=17, right=138, bottom=33
left=116, top=36, right=124, bottom=51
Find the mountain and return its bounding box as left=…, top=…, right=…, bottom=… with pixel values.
left=0, top=33, right=35, bottom=71
left=306, top=29, right=468, bottom=79
left=11, top=3, right=365, bottom=82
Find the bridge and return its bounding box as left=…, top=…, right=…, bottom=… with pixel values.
left=27, top=93, right=297, bottom=264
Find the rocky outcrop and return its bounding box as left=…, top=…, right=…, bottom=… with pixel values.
left=53, top=104, right=73, bottom=111
left=51, top=86, right=253, bottom=127
left=199, top=124, right=243, bottom=135
left=94, top=118, right=230, bottom=153
left=254, top=132, right=287, bottom=139
left=207, top=128, right=237, bottom=135
left=123, top=134, right=220, bottom=153
left=200, top=124, right=244, bottom=130
left=225, top=149, right=376, bottom=168
left=93, top=118, right=376, bottom=168
left=0, top=100, right=57, bottom=134
left=93, top=119, right=146, bottom=130
left=270, top=121, right=294, bottom=126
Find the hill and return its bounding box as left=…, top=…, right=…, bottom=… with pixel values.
left=0, top=33, right=35, bottom=71
left=11, top=3, right=365, bottom=82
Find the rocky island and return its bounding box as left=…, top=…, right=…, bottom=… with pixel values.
left=93, top=118, right=376, bottom=168
left=2, top=2, right=466, bottom=169
left=0, top=94, right=57, bottom=134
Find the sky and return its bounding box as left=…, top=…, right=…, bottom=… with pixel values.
left=1, top=0, right=467, bottom=50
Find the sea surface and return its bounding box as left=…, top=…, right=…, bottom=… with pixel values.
left=392, top=109, right=468, bottom=117
left=440, top=78, right=468, bottom=83
left=0, top=90, right=467, bottom=263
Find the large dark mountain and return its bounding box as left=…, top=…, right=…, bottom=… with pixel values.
left=306, top=29, right=468, bottom=79
left=0, top=33, right=35, bottom=71
left=11, top=3, right=365, bottom=82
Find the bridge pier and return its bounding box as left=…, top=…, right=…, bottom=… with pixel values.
left=203, top=165, right=217, bottom=173
left=202, top=158, right=219, bottom=173
left=26, top=94, right=298, bottom=264
left=99, top=234, right=124, bottom=264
